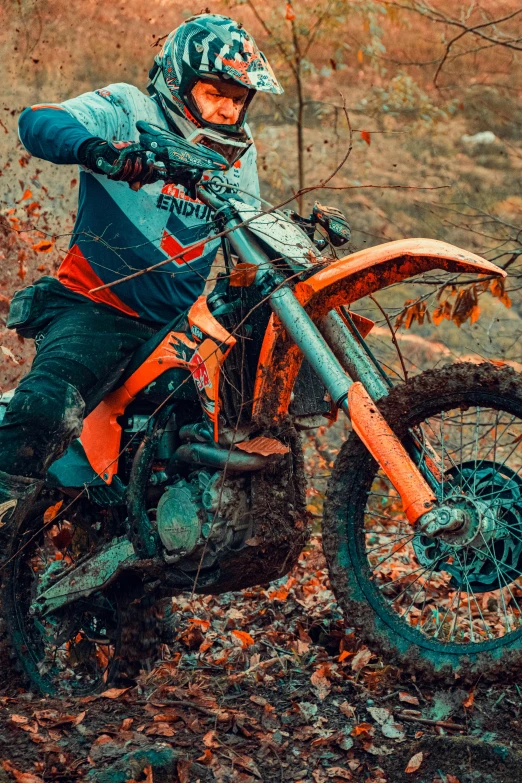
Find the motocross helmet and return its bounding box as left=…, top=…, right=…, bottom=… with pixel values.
left=147, top=14, right=283, bottom=165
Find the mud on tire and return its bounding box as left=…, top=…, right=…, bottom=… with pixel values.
left=323, top=363, right=522, bottom=684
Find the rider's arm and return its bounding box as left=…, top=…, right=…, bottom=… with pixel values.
left=18, top=85, right=156, bottom=187
left=18, top=83, right=137, bottom=165
left=18, top=105, right=94, bottom=164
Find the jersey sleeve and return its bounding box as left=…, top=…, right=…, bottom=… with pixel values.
left=18, top=105, right=93, bottom=164
left=18, top=83, right=141, bottom=165
left=60, top=84, right=137, bottom=143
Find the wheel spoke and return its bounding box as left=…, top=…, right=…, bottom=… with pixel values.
left=370, top=535, right=416, bottom=572
left=362, top=397, right=522, bottom=647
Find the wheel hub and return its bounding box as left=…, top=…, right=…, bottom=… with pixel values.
left=413, top=462, right=522, bottom=593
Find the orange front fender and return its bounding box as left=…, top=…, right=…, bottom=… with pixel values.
left=253, top=238, right=505, bottom=421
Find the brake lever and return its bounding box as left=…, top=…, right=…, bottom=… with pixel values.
left=136, top=120, right=229, bottom=173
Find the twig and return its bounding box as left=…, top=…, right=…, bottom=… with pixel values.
left=369, top=293, right=409, bottom=382
left=431, top=9, right=522, bottom=86
left=395, top=711, right=466, bottom=731
left=229, top=654, right=293, bottom=680
left=162, top=699, right=220, bottom=718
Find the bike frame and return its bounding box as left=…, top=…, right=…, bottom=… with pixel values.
left=219, top=209, right=505, bottom=525
left=76, top=189, right=505, bottom=528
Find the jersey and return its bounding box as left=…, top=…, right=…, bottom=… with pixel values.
left=18, top=83, right=261, bottom=324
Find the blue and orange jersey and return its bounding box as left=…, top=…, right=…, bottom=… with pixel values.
left=18, top=83, right=261, bottom=324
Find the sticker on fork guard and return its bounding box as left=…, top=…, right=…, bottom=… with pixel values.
left=189, top=351, right=212, bottom=391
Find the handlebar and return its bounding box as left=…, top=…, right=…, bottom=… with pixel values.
left=136, top=121, right=229, bottom=181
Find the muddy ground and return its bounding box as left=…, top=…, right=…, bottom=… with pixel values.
left=0, top=538, right=520, bottom=783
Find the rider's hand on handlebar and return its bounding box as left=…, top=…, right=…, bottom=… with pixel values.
left=77, top=137, right=160, bottom=190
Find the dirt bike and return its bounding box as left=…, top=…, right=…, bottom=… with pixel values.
left=1, top=120, right=519, bottom=696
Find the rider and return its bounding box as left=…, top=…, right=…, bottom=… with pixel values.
left=0, top=14, right=281, bottom=529
left=1, top=13, right=350, bottom=534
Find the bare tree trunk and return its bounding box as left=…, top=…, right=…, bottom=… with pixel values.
left=291, top=20, right=305, bottom=214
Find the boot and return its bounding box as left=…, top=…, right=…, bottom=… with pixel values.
left=0, top=469, right=42, bottom=536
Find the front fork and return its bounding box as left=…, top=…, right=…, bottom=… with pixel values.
left=268, top=287, right=438, bottom=526
left=203, top=193, right=451, bottom=535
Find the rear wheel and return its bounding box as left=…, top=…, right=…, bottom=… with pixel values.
left=323, top=363, right=522, bottom=682
left=1, top=495, right=126, bottom=696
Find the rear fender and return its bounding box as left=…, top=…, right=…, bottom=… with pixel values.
left=253, top=238, right=505, bottom=422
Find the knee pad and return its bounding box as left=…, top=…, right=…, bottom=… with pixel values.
left=4, top=377, right=85, bottom=463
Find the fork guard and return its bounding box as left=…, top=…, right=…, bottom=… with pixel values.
left=252, top=238, right=505, bottom=422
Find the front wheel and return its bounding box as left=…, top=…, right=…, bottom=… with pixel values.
left=323, top=363, right=522, bottom=683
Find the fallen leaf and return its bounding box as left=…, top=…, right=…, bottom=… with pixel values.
left=368, top=707, right=405, bottom=740
left=10, top=714, right=29, bottom=725
left=120, top=717, right=133, bottom=730
left=1, top=761, right=43, bottom=783
left=1, top=345, right=19, bottom=365
left=196, top=749, right=213, bottom=765
left=234, top=754, right=262, bottom=779
left=43, top=501, right=64, bottom=524
left=99, top=687, right=131, bottom=699
left=203, top=730, right=219, bottom=748
left=339, top=732, right=354, bottom=751
left=231, top=630, right=255, bottom=648
left=92, top=734, right=113, bottom=746
left=351, top=646, right=373, bottom=672
left=326, top=768, right=352, bottom=779
left=351, top=722, right=374, bottom=737
left=285, top=2, right=296, bottom=21
left=188, top=617, right=210, bottom=631
left=311, top=668, right=331, bottom=700
left=360, top=130, right=371, bottom=145
left=32, top=240, right=54, bottom=253
left=339, top=701, right=355, bottom=718
left=20, top=189, right=33, bottom=201
left=399, top=692, right=419, bottom=705
left=268, top=587, right=289, bottom=601
left=405, top=751, right=423, bottom=773
left=298, top=701, right=318, bottom=721
left=363, top=741, right=393, bottom=755
left=145, top=722, right=175, bottom=737
left=462, top=691, right=475, bottom=709
left=177, top=759, right=191, bottom=783
left=446, top=776, right=461, bottom=783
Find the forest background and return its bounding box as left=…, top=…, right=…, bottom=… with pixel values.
left=0, top=2, right=521, bottom=783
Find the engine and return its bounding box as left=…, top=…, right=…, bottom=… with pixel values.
left=155, top=470, right=252, bottom=568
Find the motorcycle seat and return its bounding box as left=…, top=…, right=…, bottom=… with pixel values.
left=119, top=311, right=188, bottom=385
left=83, top=312, right=189, bottom=416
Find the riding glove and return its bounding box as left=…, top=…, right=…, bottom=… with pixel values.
left=76, top=137, right=159, bottom=189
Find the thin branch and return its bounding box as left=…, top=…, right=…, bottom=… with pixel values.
left=369, top=293, right=409, bottom=383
